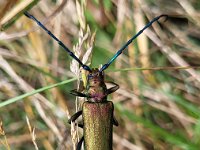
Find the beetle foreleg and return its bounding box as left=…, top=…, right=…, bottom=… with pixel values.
left=76, top=136, right=84, bottom=150
left=70, top=89, right=87, bottom=97
left=70, top=89, right=91, bottom=98
left=106, top=81, right=119, bottom=95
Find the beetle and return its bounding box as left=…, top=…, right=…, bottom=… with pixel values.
left=24, top=11, right=167, bottom=150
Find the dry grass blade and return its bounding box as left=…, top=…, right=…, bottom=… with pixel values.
left=0, top=0, right=39, bottom=29
left=70, top=1, right=94, bottom=149
left=26, top=116, right=39, bottom=150
left=0, top=121, right=11, bottom=150
left=1, top=0, right=200, bottom=149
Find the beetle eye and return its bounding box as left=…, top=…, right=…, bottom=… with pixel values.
left=88, top=73, right=93, bottom=78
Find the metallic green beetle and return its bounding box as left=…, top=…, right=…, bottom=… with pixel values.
left=24, top=11, right=167, bottom=150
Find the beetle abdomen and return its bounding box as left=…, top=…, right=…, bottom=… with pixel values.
left=83, top=101, right=114, bottom=150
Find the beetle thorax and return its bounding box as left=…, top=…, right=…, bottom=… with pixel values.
left=86, top=68, right=107, bottom=102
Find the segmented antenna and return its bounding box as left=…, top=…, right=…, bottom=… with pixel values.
left=99, top=14, right=168, bottom=72
left=24, top=12, right=91, bottom=72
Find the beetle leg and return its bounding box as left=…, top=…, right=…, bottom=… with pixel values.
left=70, top=89, right=87, bottom=97
left=68, top=111, right=83, bottom=128
left=113, top=116, right=119, bottom=126
left=106, top=81, right=119, bottom=95
left=70, top=89, right=91, bottom=98
left=68, top=111, right=82, bottom=122
left=68, top=122, right=83, bottom=128
left=76, top=136, right=84, bottom=150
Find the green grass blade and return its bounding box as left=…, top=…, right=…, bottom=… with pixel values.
left=0, top=77, right=77, bottom=108
left=107, top=66, right=200, bottom=73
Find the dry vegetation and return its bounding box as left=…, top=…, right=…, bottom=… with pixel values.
left=1, top=0, right=200, bottom=150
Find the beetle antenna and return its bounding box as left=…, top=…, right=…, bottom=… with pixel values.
left=24, top=12, right=91, bottom=72
left=99, top=14, right=168, bottom=72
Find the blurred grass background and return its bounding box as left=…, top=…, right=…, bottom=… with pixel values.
left=1, top=0, right=200, bottom=150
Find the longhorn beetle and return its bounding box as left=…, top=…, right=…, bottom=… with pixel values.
left=24, top=11, right=167, bottom=150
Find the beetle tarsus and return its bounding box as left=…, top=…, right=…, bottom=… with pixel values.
left=76, top=136, right=84, bottom=150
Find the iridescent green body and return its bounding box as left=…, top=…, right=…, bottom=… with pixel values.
left=83, top=69, right=113, bottom=149
left=69, top=68, right=118, bottom=150
left=83, top=101, right=114, bottom=150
